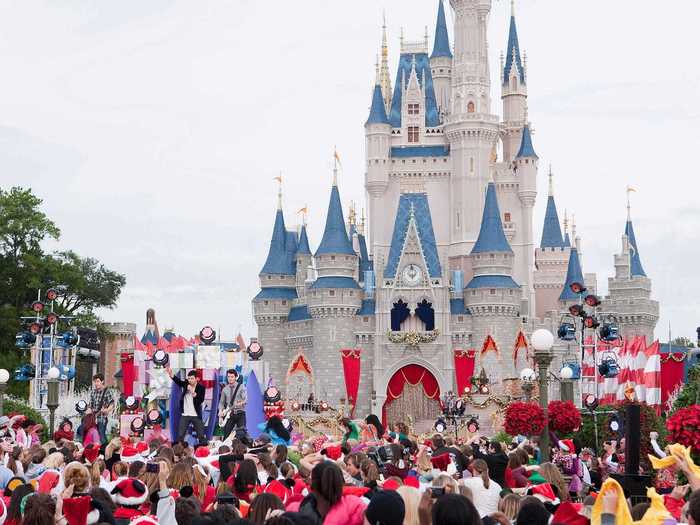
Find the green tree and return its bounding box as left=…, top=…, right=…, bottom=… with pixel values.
left=671, top=337, right=695, bottom=348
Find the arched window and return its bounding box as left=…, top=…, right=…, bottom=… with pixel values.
left=391, top=300, right=410, bottom=332
left=511, top=76, right=517, bottom=91
left=415, top=299, right=435, bottom=331
left=467, top=101, right=475, bottom=113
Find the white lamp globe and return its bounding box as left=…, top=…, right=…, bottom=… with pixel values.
left=560, top=365, right=574, bottom=380
left=0, top=369, right=9, bottom=384
left=47, top=367, right=60, bottom=380
left=531, top=329, right=554, bottom=352
left=520, top=368, right=536, bottom=382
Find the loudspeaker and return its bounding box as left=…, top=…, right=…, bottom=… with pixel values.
left=624, top=404, right=641, bottom=476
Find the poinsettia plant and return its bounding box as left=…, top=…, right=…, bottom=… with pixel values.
left=548, top=400, right=582, bottom=434
left=666, top=404, right=700, bottom=452
left=504, top=401, right=546, bottom=436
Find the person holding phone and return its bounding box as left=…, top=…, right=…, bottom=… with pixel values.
left=166, top=368, right=207, bottom=445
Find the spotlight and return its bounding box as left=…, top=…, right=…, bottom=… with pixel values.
left=199, top=326, right=217, bottom=345
left=31, top=301, right=45, bottom=313
left=152, top=350, right=169, bottom=367
left=291, top=401, right=300, bottom=412
left=557, top=323, right=576, bottom=341
left=584, top=294, right=601, bottom=307
left=45, top=312, right=59, bottom=325
left=434, top=418, right=447, bottom=433
left=583, top=394, right=599, bottom=411
left=264, top=386, right=281, bottom=404
left=75, top=400, right=88, bottom=414
left=130, top=416, right=145, bottom=435
left=570, top=282, right=587, bottom=294
left=124, top=396, right=139, bottom=411
left=583, top=316, right=600, bottom=329
left=568, top=304, right=584, bottom=317
left=247, top=341, right=264, bottom=361
left=46, top=288, right=59, bottom=301
left=598, top=354, right=619, bottom=378
left=58, top=364, right=76, bottom=381
left=59, top=332, right=79, bottom=347
left=29, top=322, right=43, bottom=335
left=466, top=418, right=479, bottom=433
left=599, top=324, right=620, bottom=342
left=608, top=414, right=623, bottom=435
left=146, top=409, right=163, bottom=426
left=455, top=399, right=466, bottom=416
left=16, top=332, right=36, bottom=348
left=320, top=401, right=329, bottom=411
left=281, top=418, right=293, bottom=432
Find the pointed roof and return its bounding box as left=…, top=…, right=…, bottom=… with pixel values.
left=471, top=183, right=513, bottom=254
left=431, top=0, right=452, bottom=59
left=559, top=248, right=585, bottom=301
left=503, top=12, right=525, bottom=85
left=389, top=53, right=440, bottom=128
left=357, top=233, right=372, bottom=274
left=284, top=231, right=298, bottom=275
left=563, top=231, right=571, bottom=247
left=540, top=196, right=565, bottom=248
left=297, top=225, right=311, bottom=255
left=260, top=208, right=294, bottom=275
left=315, top=183, right=355, bottom=256
left=516, top=124, right=538, bottom=158
left=365, top=84, right=389, bottom=126
left=625, top=220, right=647, bottom=277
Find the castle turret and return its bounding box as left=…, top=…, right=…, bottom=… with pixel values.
left=295, top=223, right=312, bottom=300
left=558, top=247, right=584, bottom=304
left=430, top=0, right=452, bottom=116
left=308, top=172, right=362, bottom=406
left=604, top=197, right=659, bottom=340
left=379, top=13, right=393, bottom=115
left=501, top=1, right=528, bottom=161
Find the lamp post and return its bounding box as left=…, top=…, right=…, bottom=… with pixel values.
left=0, top=369, right=9, bottom=417
left=559, top=365, right=574, bottom=402
left=46, top=366, right=60, bottom=437
left=532, top=329, right=554, bottom=462
left=519, top=368, right=536, bottom=402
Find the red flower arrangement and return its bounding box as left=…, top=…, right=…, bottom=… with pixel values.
left=667, top=405, right=700, bottom=452
left=504, top=402, right=546, bottom=436
left=548, top=400, right=582, bottom=434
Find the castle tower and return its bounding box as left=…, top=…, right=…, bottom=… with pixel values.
left=252, top=189, right=297, bottom=388
left=379, top=13, right=393, bottom=115
left=501, top=1, right=528, bottom=161
left=533, top=168, right=570, bottom=319
left=445, top=0, right=501, bottom=269
left=295, top=223, right=312, bottom=300
left=604, top=200, right=659, bottom=340
left=430, top=0, right=453, bottom=116
left=558, top=246, right=584, bottom=306
left=512, top=123, right=538, bottom=316
left=464, top=182, right=521, bottom=382
left=308, top=173, right=363, bottom=405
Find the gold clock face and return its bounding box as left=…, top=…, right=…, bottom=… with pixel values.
left=402, top=264, right=423, bottom=286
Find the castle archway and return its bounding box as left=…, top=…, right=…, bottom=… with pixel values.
left=382, top=363, right=443, bottom=428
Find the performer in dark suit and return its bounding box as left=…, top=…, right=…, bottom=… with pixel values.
left=166, top=368, right=207, bottom=445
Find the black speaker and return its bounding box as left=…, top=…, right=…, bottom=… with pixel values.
left=624, top=404, right=641, bottom=476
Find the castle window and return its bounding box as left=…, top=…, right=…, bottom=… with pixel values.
left=511, top=76, right=517, bottom=91
left=490, top=253, right=495, bottom=259
left=264, top=301, right=269, bottom=306
left=331, top=256, right=336, bottom=261
left=363, top=317, right=369, bottom=323
left=504, top=212, right=511, bottom=222
left=471, top=290, right=477, bottom=296
left=458, top=316, right=464, bottom=322
left=439, top=68, right=444, bottom=73
left=349, top=292, right=353, bottom=296
left=490, top=289, right=496, bottom=295
left=509, top=290, right=514, bottom=295
left=408, top=103, right=419, bottom=115
left=470, top=157, right=474, bottom=172
left=408, top=126, right=419, bottom=143
left=281, top=300, right=287, bottom=305
left=267, top=275, right=271, bottom=280
left=329, top=290, right=335, bottom=296
left=467, top=101, right=475, bottom=113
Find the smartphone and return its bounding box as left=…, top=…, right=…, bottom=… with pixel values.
left=216, top=495, right=236, bottom=505
left=146, top=462, right=160, bottom=474
left=430, top=487, right=445, bottom=498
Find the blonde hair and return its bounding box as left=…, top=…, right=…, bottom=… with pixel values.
left=432, top=474, right=458, bottom=494
left=90, top=459, right=107, bottom=489
left=416, top=447, right=432, bottom=472
left=192, top=464, right=209, bottom=504
left=471, top=458, right=490, bottom=489
left=63, top=462, right=91, bottom=493
left=167, top=462, right=194, bottom=491
left=498, top=493, right=522, bottom=520
left=459, top=485, right=473, bottom=501
left=360, top=459, right=379, bottom=483
left=539, top=462, right=570, bottom=502
left=43, top=452, right=65, bottom=470
left=396, top=485, right=421, bottom=525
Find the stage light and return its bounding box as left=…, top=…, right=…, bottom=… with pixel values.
left=568, top=304, right=584, bottom=317
left=281, top=418, right=293, bottom=432
left=466, top=418, right=479, bottom=433
left=29, top=322, right=43, bottom=335
left=16, top=332, right=36, bottom=348
left=75, top=400, right=88, bottom=414
left=570, top=282, right=586, bottom=294
left=152, top=350, right=169, bottom=367
left=57, top=365, right=75, bottom=381
left=434, top=418, right=447, bottom=434
left=247, top=341, right=264, bottom=361
left=59, top=332, right=79, bottom=347
left=199, top=326, right=217, bottom=345
left=46, top=288, right=59, bottom=301
left=124, top=396, right=139, bottom=411
left=583, top=394, right=599, bottom=411
left=264, top=386, right=281, bottom=404
left=599, top=324, right=619, bottom=342
left=520, top=368, right=536, bottom=382
left=319, top=401, right=329, bottom=411
left=146, top=409, right=163, bottom=426
left=608, top=414, right=623, bottom=435
left=455, top=399, right=465, bottom=416
left=31, top=301, right=45, bottom=313
left=131, top=416, right=145, bottom=435
left=557, top=323, right=576, bottom=341
left=598, top=354, right=619, bottom=378
left=45, top=313, right=59, bottom=325
left=584, top=294, right=601, bottom=307
left=291, top=401, right=300, bottom=412
left=583, top=316, right=600, bottom=329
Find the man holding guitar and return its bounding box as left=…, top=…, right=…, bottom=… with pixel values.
left=86, top=373, right=115, bottom=444
left=219, top=369, right=247, bottom=440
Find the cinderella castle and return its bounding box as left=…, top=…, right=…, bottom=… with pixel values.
left=251, top=0, right=659, bottom=427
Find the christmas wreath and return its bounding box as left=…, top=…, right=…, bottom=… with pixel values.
left=504, top=401, right=546, bottom=436
left=548, top=400, right=582, bottom=434
left=666, top=404, right=700, bottom=452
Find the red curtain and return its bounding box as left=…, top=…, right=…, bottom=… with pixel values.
left=454, top=349, right=476, bottom=395
left=383, top=364, right=441, bottom=424
left=340, top=349, right=362, bottom=416
left=661, top=352, right=686, bottom=406
left=121, top=352, right=135, bottom=397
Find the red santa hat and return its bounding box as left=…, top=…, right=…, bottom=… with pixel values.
left=111, top=478, right=148, bottom=506
left=529, top=483, right=560, bottom=505
left=130, top=515, right=158, bottom=525
left=120, top=446, right=139, bottom=463
left=404, top=476, right=420, bottom=489
left=194, top=447, right=210, bottom=458
left=551, top=502, right=587, bottom=525
left=83, top=444, right=101, bottom=464
left=558, top=439, right=576, bottom=453
left=323, top=445, right=342, bottom=461
left=135, top=441, right=149, bottom=456
left=382, top=479, right=401, bottom=491
left=264, top=480, right=291, bottom=504
left=62, top=495, right=100, bottom=525
left=37, top=470, right=61, bottom=494
left=0, top=496, right=6, bottom=525
left=430, top=453, right=451, bottom=472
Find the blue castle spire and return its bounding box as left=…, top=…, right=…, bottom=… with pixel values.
left=365, top=84, right=389, bottom=126
left=260, top=207, right=294, bottom=275
left=503, top=8, right=525, bottom=85
left=516, top=124, right=538, bottom=159
left=297, top=224, right=311, bottom=255
left=563, top=231, right=571, bottom=247
left=315, top=178, right=355, bottom=256
left=431, top=0, right=452, bottom=59
left=625, top=219, right=647, bottom=277
left=559, top=248, right=585, bottom=301
left=472, top=183, right=513, bottom=254
left=541, top=170, right=564, bottom=248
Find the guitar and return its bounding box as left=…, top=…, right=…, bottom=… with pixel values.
left=218, top=407, right=232, bottom=428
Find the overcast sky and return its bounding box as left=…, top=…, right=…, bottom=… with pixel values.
left=1, top=1, right=698, bottom=343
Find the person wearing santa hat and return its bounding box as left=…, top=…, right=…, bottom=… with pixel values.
left=110, top=477, right=149, bottom=522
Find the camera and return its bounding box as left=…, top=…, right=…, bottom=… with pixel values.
left=146, top=462, right=160, bottom=474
